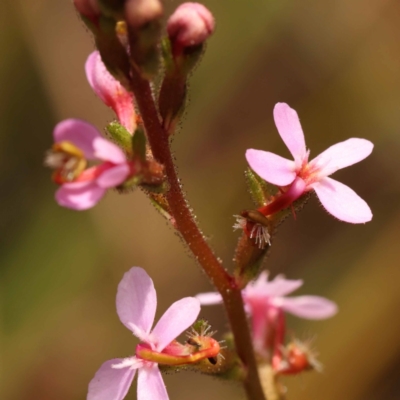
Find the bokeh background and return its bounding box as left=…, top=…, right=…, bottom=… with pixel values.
left=2, top=0, right=400, bottom=399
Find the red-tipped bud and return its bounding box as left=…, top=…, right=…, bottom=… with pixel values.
left=274, top=339, right=322, bottom=375
left=124, top=0, right=163, bottom=29
left=167, top=3, right=215, bottom=52
left=73, top=0, right=100, bottom=21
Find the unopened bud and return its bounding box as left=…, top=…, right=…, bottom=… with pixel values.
left=74, top=0, right=101, bottom=25
left=124, top=0, right=163, bottom=29
left=167, top=3, right=215, bottom=54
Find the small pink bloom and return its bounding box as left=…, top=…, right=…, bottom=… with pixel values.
left=196, top=272, right=337, bottom=355
left=167, top=3, right=215, bottom=51
left=88, top=267, right=201, bottom=400
left=49, top=119, right=131, bottom=210
left=85, top=51, right=137, bottom=133
left=246, top=103, right=373, bottom=223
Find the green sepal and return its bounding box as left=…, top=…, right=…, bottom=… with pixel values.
left=179, top=43, right=205, bottom=76
left=244, top=168, right=277, bottom=207
left=149, top=195, right=174, bottom=225
left=129, top=21, right=161, bottom=79
left=141, top=181, right=169, bottom=194
left=105, top=122, right=133, bottom=156
left=160, top=37, right=174, bottom=72
left=131, top=127, right=147, bottom=160
left=117, top=175, right=141, bottom=192
left=97, top=0, right=124, bottom=19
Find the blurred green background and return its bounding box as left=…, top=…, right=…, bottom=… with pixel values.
left=2, top=0, right=400, bottom=399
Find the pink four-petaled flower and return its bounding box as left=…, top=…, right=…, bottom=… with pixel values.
left=88, top=267, right=201, bottom=400
left=246, top=102, right=373, bottom=223
left=196, top=272, right=337, bottom=355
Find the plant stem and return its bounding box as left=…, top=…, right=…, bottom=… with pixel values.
left=129, top=69, right=266, bottom=400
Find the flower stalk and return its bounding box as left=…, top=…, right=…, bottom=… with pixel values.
left=128, top=66, right=266, bottom=400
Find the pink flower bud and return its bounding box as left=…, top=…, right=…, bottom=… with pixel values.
left=124, top=0, right=163, bottom=29
left=73, top=0, right=100, bottom=20
left=167, top=3, right=215, bottom=49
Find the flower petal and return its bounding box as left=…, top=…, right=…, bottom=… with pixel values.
left=273, top=103, right=307, bottom=163
left=55, top=181, right=105, bottom=210
left=195, top=292, right=223, bottom=305
left=137, top=364, right=168, bottom=400
left=116, top=267, right=157, bottom=338
left=85, top=51, right=136, bottom=133
left=53, top=119, right=102, bottom=159
left=312, top=177, right=372, bottom=223
left=97, top=164, right=130, bottom=188
left=273, top=295, right=338, bottom=319
left=246, top=272, right=303, bottom=298
left=93, top=137, right=127, bottom=164
left=151, top=297, right=200, bottom=352
left=309, top=138, right=374, bottom=177
left=87, top=358, right=136, bottom=400
left=246, top=149, right=296, bottom=186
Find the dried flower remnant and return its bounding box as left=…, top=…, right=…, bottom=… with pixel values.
left=88, top=267, right=220, bottom=400
left=274, top=338, right=322, bottom=375
left=233, top=212, right=271, bottom=249
left=45, top=119, right=132, bottom=210
left=85, top=51, right=137, bottom=134
left=246, top=103, right=374, bottom=223
left=196, top=272, right=337, bottom=357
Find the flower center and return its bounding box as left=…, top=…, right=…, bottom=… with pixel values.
left=44, top=141, right=87, bottom=183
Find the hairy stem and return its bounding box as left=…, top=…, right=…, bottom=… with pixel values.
left=129, top=69, right=266, bottom=400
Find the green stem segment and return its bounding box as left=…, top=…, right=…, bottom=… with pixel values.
left=129, top=69, right=266, bottom=400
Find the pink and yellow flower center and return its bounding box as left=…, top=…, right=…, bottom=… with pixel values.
left=45, top=141, right=87, bottom=183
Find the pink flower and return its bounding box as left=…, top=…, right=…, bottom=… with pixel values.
left=85, top=51, right=137, bottom=133
left=246, top=103, right=373, bottom=223
left=88, top=267, right=201, bottom=400
left=167, top=3, right=215, bottom=52
left=196, top=272, right=337, bottom=355
left=46, top=119, right=131, bottom=210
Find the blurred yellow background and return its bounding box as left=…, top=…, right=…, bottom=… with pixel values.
left=2, top=0, right=400, bottom=399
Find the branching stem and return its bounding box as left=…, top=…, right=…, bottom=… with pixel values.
left=129, top=68, right=266, bottom=400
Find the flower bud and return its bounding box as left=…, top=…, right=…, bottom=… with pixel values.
left=74, top=0, right=100, bottom=20
left=124, top=0, right=163, bottom=29
left=167, top=3, right=215, bottom=53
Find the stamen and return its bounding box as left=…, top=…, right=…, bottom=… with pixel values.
left=233, top=215, right=247, bottom=231
left=249, top=223, right=271, bottom=249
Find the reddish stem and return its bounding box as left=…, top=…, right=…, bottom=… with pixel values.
left=129, top=69, right=266, bottom=400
